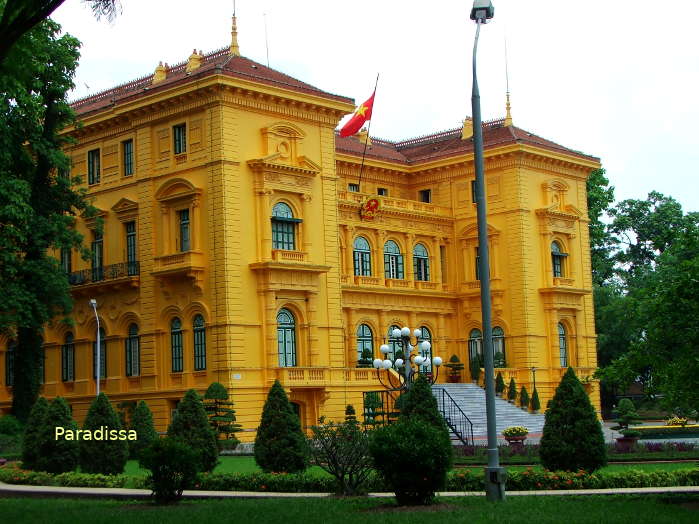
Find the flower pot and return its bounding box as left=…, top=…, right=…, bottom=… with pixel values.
left=615, top=436, right=638, bottom=453
left=447, top=374, right=460, bottom=383
left=504, top=435, right=527, bottom=453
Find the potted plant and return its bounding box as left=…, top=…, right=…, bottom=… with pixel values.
left=611, top=398, right=643, bottom=452
left=495, top=372, right=505, bottom=397
left=444, top=354, right=464, bottom=383
left=665, top=416, right=688, bottom=427
left=507, top=377, right=517, bottom=403
left=469, top=358, right=481, bottom=384
left=502, top=426, right=529, bottom=452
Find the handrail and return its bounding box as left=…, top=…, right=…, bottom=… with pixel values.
left=435, top=387, right=475, bottom=447
left=68, top=261, right=140, bottom=286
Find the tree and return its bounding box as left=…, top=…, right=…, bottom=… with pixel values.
left=79, top=393, right=128, bottom=474
left=0, top=16, right=98, bottom=422
left=519, top=386, right=529, bottom=409
left=0, top=0, right=119, bottom=64
left=539, top=368, right=606, bottom=472
left=586, top=168, right=616, bottom=286
left=140, top=438, right=197, bottom=504
left=130, top=400, right=158, bottom=460
left=610, top=398, right=642, bottom=437
left=400, top=374, right=448, bottom=435
left=36, top=397, right=78, bottom=473
left=495, top=372, right=505, bottom=395
left=344, top=404, right=357, bottom=423
left=507, top=377, right=517, bottom=402
left=254, top=380, right=308, bottom=473
left=203, top=382, right=241, bottom=450
left=167, top=389, right=219, bottom=473
left=21, top=397, right=49, bottom=469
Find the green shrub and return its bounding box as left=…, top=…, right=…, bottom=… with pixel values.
left=540, top=367, right=607, bottom=472
left=168, top=389, right=219, bottom=473
left=357, top=347, right=373, bottom=368
left=344, top=404, right=357, bottom=423
left=612, top=398, right=643, bottom=436
left=445, top=354, right=464, bottom=380
left=470, top=358, right=481, bottom=382
left=79, top=393, right=129, bottom=475
left=21, top=397, right=49, bottom=470
left=495, top=372, right=505, bottom=394
left=508, top=377, right=517, bottom=401
left=254, top=380, right=309, bottom=473
left=36, top=397, right=78, bottom=473
left=0, top=415, right=22, bottom=435
left=531, top=388, right=541, bottom=411
left=204, top=382, right=241, bottom=450
left=519, top=386, right=529, bottom=409
left=400, top=374, right=448, bottom=434
left=369, top=417, right=453, bottom=505
left=130, top=400, right=158, bottom=460
left=140, top=438, right=198, bottom=504
left=634, top=425, right=699, bottom=438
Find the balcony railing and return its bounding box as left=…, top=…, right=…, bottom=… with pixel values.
left=68, top=262, right=139, bottom=286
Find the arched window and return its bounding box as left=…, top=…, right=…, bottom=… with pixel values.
left=171, top=318, right=183, bottom=373
left=272, top=202, right=299, bottom=251
left=193, top=315, right=206, bottom=371
left=5, top=341, right=16, bottom=386
left=419, top=326, right=432, bottom=372
left=125, top=323, right=140, bottom=377
left=413, top=243, right=430, bottom=281
left=492, top=327, right=506, bottom=367
left=92, top=327, right=106, bottom=379
left=62, top=332, right=75, bottom=382
left=277, top=308, right=296, bottom=367
left=558, top=323, right=568, bottom=367
left=468, top=329, right=483, bottom=365
left=353, top=237, right=372, bottom=276
left=387, top=324, right=401, bottom=361
left=356, top=324, right=373, bottom=365
left=551, top=241, right=567, bottom=278
left=384, top=240, right=404, bottom=279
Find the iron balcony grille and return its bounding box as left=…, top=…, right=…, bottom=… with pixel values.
left=68, top=261, right=140, bottom=285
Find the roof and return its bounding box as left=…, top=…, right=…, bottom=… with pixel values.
left=70, top=47, right=353, bottom=117
left=335, top=118, right=599, bottom=165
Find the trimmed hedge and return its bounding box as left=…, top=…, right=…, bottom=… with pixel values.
left=634, top=425, right=699, bottom=439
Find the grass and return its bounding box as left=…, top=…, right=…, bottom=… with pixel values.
left=0, top=495, right=698, bottom=523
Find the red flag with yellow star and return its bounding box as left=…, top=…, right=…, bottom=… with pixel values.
left=339, top=91, right=375, bottom=137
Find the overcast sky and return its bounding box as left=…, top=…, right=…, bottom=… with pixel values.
left=53, top=0, right=699, bottom=212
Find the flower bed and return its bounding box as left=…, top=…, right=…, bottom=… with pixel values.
left=633, top=425, right=699, bottom=439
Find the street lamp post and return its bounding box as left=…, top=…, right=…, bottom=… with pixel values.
left=470, top=0, right=506, bottom=501
left=531, top=367, right=538, bottom=392
left=372, top=326, right=443, bottom=392
left=89, top=298, right=100, bottom=397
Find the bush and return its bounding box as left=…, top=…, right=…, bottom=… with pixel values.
left=0, top=415, right=22, bottom=436
left=508, top=377, right=517, bottom=401
left=79, top=393, right=129, bottom=475
left=495, top=372, right=505, bottom=394
left=612, top=398, right=642, bottom=436
left=539, top=367, right=607, bottom=472
left=204, top=382, right=241, bottom=450
left=400, top=374, right=448, bottom=433
left=519, top=386, right=529, bottom=409
left=357, top=347, right=373, bottom=368
left=130, top=401, right=158, bottom=460
left=344, top=405, right=357, bottom=423
left=254, top=380, right=309, bottom=473
left=140, top=438, right=198, bottom=504
left=36, top=397, right=78, bottom=473
left=168, top=389, right=219, bottom=473
left=445, top=354, right=464, bottom=380
left=309, top=417, right=373, bottom=495
left=470, top=358, right=481, bottom=382
left=369, top=417, right=453, bottom=505
left=531, top=388, right=541, bottom=411
left=21, top=397, right=49, bottom=470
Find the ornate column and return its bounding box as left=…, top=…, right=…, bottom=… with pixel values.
left=258, top=190, right=274, bottom=261
left=406, top=233, right=415, bottom=283
left=432, top=237, right=443, bottom=284
left=160, top=204, right=170, bottom=254
left=191, top=195, right=201, bottom=251
left=301, top=193, right=313, bottom=254
left=344, top=225, right=354, bottom=278
left=263, top=290, right=277, bottom=372
left=307, top=291, right=320, bottom=366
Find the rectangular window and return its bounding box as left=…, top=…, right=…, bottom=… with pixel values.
left=92, top=337, right=106, bottom=379
left=272, top=220, right=295, bottom=250
left=125, top=335, right=140, bottom=377
left=91, top=231, right=103, bottom=282
left=348, top=183, right=360, bottom=192
left=384, top=254, right=404, bottom=279
left=194, top=329, right=206, bottom=371
left=173, top=124, right=187, bottom=154
left=60, top=247, right=71, bottom=274
left=122, top=139, right=133, bottom=176
left=125, top=221, right=137, bottom=275
left=553, top=254, right=563, bottom=278
left=353, top=250, right=371, bottom=276
left=419, top=189, right=432, bottom=203
left=5, top=346, right=15, bottom=386
left=178, top=209, right=190, bottom=252
left=88, top=149, right=100, bottom=185
left=471, top=180, right=477, bottom=203
left=377, top=187, right=388, bottom=196
left=440, top=246, right=447, bottom=283
left=171, top=330, right=183, bottom=373
left=61, top=343, right=75, bottom=382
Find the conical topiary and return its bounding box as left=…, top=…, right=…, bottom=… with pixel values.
left=507, top=377, right=517, bottom=401
left=37, top=397, right=79, bottom=473
left=400, top=374, right=449, bottom=435
left=254, top=380, right=309, bottom=473
left=531, top=388, right=541, bottom=412
left=539, top=367, right=606, bottom=472
left=519, top=386, right=529, bottom=409
left=345, top=404, right=357, bottom=423
left=21, top=397, right=49, bottom=470
left=130, top=400, right=158, bottom=460
left=168, top=389, right=219, bottom=472
left=204, top=382, right=242, bottom=450
left=495, top=372, right=505, bottom=395
left=80, top=393, right=129, bottom=474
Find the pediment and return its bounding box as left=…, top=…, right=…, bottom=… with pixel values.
left=111, top=198, right=138, bottom=214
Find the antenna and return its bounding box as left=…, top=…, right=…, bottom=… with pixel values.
left=233, top=0, right=236, bottom=16
left=263, top=12, right=270, bottom=67
left=504, top=33, right=512, bottom=126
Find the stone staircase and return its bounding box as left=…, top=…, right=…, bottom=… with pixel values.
left=432, top=383, right=546, bottom=438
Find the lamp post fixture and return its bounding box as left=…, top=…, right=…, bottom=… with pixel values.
left=372, top=326, right=443, bottom=391
left=531, top=367, right=538, bottom=392
left=89, top=298, right=100, bottom=397
left=470, top=0, right=506, bottom=501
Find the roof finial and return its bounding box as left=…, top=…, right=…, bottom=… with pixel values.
left=229, top=1, right=240, bottom=57
left=461, top=117, right=473, bottom=140
left=503, top=34, right=513, bottom=127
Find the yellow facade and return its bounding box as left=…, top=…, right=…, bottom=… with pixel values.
left=0, top=43, right=601, bottom=439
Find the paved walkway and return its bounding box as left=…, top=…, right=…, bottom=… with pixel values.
left=2, top=481, right=699, bottom=500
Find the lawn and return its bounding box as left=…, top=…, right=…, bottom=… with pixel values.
left=0, top=495, right=698, bottom=523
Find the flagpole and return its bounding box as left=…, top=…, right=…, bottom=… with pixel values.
left=357, top=73, right=379, bottom=197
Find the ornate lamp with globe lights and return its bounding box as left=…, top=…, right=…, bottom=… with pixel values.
left=372, top=326, right=443, bottom=392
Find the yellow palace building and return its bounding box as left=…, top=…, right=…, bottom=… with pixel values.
left=0, top=22, right=601, bottom=439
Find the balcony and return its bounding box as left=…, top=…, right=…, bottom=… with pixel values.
left=68, top=262, right=140, bottom=292
left=276, top=367, right=380, bottom=387
left=338, top=190, right=452, bottom=218
left=271, top=249, right=308, bottom=263
left=152, top=251, right=205, bottom=290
